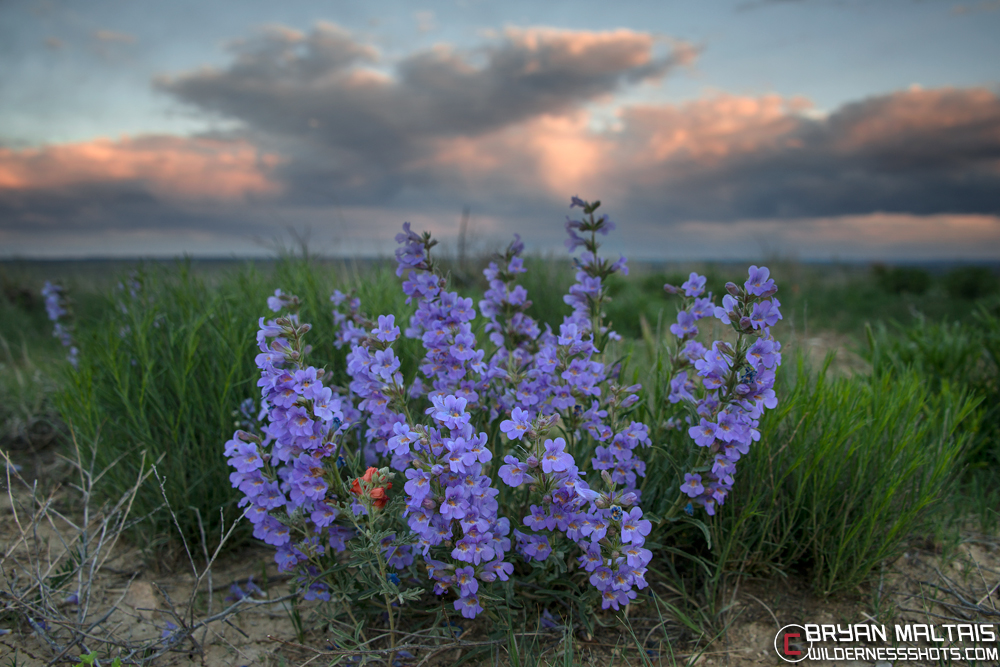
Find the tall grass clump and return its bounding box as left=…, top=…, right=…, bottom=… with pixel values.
left=863, top=302, right=1000, bottom=531
left=713, top=356, right=979, bottom=597
left=53, top=257, right=413, bottom=556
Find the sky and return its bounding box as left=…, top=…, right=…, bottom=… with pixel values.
left=1, top=0, right=999, bottom=261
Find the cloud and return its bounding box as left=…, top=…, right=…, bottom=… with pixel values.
left=0, top=135, right=281, bottom=201
left=5, top=22, right=1000, bottom=259
left=0, top=135, right=283, bottom=239
left=604, top=86, right=1000, bottom=222
left=155, top=23, right=695, bottom=203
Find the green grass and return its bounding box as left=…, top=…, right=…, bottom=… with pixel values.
left=716, top=355, right=978, bottom=597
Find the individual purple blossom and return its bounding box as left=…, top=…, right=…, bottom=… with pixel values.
left=267, top=289, right=296, bottom=313
left=228, top=441, right=264, bottom=473
left=540, top=437, right=574, bottom=473
left=430, top=394, right=471, bottom=430
left=601, top=587, right=637, bottom=611
left=688, top=418, right=718, bottom=447
left=498, top=455, right=533, bottom=487
left=620, top=507, right=651, bottom=544
left=749, top=300, right=782, bottom=329
left=373, top=314, right=400, bottom=342
left=680, top=473, right=704, bottom=498
left=500, top=407, right=532, bottom=441
left=745, top=265, right=776, bottom=296
left=455, top=593, right=484, bottom=619
left=669, top=311, right=698, bottom=339
left=681, top=272, right=707, bottom=297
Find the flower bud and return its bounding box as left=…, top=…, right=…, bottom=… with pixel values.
left=595, top=494, right=610, bottom=509
left=620, top=492, right=638, bottom=507
left=421, top=497, right=437, bottom=510
left=739, top=316, right=753, bottom=331
left=526, top=455, right=539, bottom=469
left=601, top=470, right=614, bottom=487
left=759, top=285, right=778, bottom=299
left=542, top=494, right=552, bottom=505
left=727, top=310, right=741, bottom=324
left=663, top=284, right=681, bottom=295
left=725, top=282, right=740, bottom=297
left=297, top=323, right=312, bottom=335
left=716, top=342, right=734, bottom=356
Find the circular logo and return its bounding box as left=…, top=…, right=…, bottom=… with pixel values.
left=774, top=624, right=812, bottom=663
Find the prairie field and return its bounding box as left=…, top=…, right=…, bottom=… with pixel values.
left=1, top=250, right=998, bottom=667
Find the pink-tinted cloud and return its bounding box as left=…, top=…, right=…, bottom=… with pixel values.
left=0, top=135, right=282, bottom=201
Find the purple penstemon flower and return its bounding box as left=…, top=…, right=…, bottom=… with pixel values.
left=373, top=314, right=400, bottom=343
left=540, top=437, right=574, bottom=473
left=500, top=407, right=532, bottom=441
left=745, top=265, right=776, bottom=296
left=665, top=265, right=783, bottom=517
left=681, top=272, right=707, bottom=298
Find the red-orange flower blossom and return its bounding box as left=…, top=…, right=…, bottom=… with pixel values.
left=351, top=466, right=392, bottom=509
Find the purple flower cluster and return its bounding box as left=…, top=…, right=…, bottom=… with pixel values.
left=666, top=267, right=783, bottom=515
left=225, top=195, right=784, bottom=623
left=479, top=235, right=540, bottom=352
left=345, top=313, right=410, bottom=469
left=225, top=301, right=355, bottom=584
left=347, top=199, right=653, bottom=615
left=396, top=396, right=513, bottom=619
left=331, top=289, right=368, bottom=349
left=41, top=281, right=78, bottom=368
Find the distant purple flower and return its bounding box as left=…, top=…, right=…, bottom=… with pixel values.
left=681, top=272, right=707, bottom=298
left=745, top=266, right=775, bottom=296
left=373, top=314, right=400, bottom=342
left=161, top=622, right=180, bottom=642
left=669, top=311, right=698, bottom=338
left=267, top=289, right=289, bottom=312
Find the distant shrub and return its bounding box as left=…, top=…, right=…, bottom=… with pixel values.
left=872, top=263, right=932, bottom=295
left=944, top=265, right=999, bottom=300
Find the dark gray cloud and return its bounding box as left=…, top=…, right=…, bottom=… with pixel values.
left=155, top=23, right=694, bottom=204
left=607, top=86, right=1000, bottom=224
